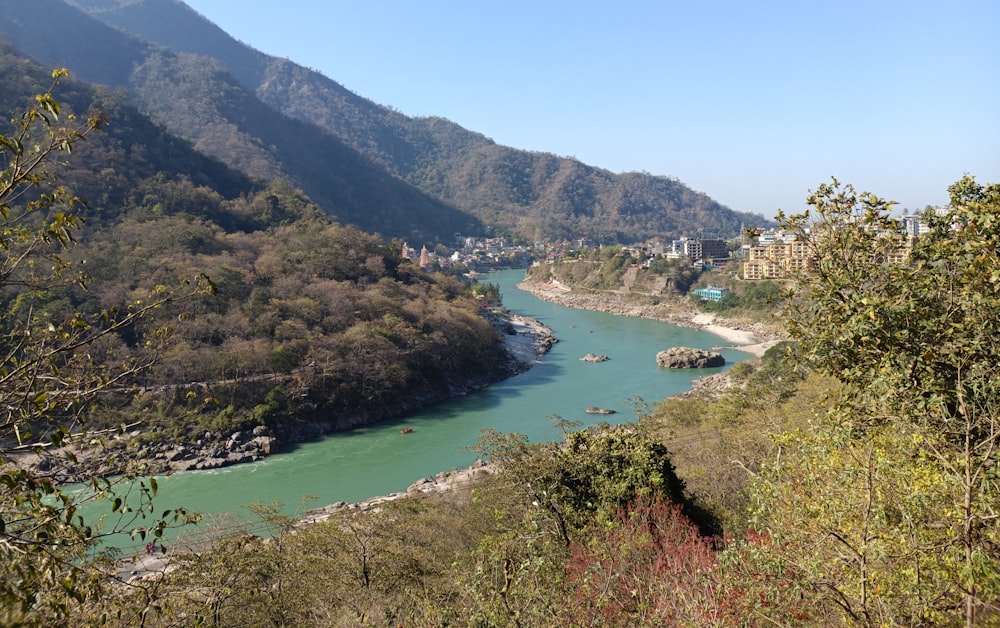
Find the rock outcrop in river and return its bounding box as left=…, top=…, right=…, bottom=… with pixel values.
left=656, top=347, right=725, bottom=369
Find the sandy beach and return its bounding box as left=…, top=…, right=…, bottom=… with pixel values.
left=690, top=313, right=785, bottom=357
left=519, top=281, right=787, bottom=358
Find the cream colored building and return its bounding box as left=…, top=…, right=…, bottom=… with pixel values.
left=741, top=241, right=815, bottom=279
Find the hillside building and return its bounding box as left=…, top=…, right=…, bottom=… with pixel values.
left=742, top=239, right=816, bottom=280
left=693, top=285, right=729, bottom=301
left=669, top=237, right=730, bottom=264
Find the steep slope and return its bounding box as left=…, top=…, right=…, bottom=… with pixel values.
left=251, top=59, right=753, bottom=242
left=0, top=42, right=254, bottom=212
left=0, top=45, right=520, bottom=467
left=66, top=0, right=270, bottom=89
left=0, top=0, right=148, bottom=87
left=0, top=0, right=481, bottom=241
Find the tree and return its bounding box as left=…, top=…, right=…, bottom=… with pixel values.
left=750, top=177, right=1000, bottom=625
left=474, top=422, right=701, bottom=546
left=0, top=72, right=206, bottom=625
left=284, top=501, right=448, bottom=625
left=461, top=422, right=725, bottom=625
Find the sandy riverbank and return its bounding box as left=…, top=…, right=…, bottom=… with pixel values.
left=518, top=281, right=787, bottom=358
left=689, top=313, right=786, bottom=357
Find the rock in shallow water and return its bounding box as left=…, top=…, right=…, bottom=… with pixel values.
left=655, top=347, right=725, bottom=369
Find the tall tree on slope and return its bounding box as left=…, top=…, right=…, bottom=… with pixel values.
left=0, top=71, right=206, bottom=626
left=748, top=177, right=1000, bottom=626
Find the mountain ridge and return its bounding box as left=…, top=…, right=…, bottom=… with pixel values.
left=0, top=0, right=480, bottom=241
left=1, top=0, right=769, bottom=242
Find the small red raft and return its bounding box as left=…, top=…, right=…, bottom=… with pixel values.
left=400, top=427, right=413, bottom=434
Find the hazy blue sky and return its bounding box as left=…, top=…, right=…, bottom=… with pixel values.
left=183, top=0, right=998, bottom=217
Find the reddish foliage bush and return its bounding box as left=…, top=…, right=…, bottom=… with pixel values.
left=563, top=499, right=814, bottom=626
left=563, top=495, right=717, bottom=625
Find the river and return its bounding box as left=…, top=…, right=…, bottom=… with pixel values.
left=96, top=269, right=749, bottom=550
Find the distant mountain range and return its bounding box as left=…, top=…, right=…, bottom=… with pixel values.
left=0, top=0, right=765, bottom=243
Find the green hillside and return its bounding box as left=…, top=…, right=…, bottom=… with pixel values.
left=0, top=47, right=514, bottom=460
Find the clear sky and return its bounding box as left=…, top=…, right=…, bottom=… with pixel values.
left=182, top=0, right=998, bottom=217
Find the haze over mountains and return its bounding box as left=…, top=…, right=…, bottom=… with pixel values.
left=0, top=0, right=763, bottom=243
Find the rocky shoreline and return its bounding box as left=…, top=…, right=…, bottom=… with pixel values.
left=44, top=276, right=780, bottom=552
left=298, top=458, right=497, bottom=525
left=12, top=312, right=557, bottom=485
left=300, top=281, right=787, bottom=518
left=306, top=283, right=788, bottom=517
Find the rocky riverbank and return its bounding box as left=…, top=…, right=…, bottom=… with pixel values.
left=278, top=281, right=788, bottom=525
left=298, top=458, right=497, bottom=525
left=500, top=311, right=559, bottom=365
left=11, top=313, right=557, bottom=485
left=117, top=282, right=772, bottom=575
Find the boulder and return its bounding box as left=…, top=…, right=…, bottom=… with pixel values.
left=579, top=353, right=610, bottom=362
left=252, top=425, right=272, bottom=437
left=537, top=336, right=558, bottom=354
left=656, top=347, right=725, bottom=369
left=407, top=478, right=434, bottom=493
left=251, top=436, right=278, bottom=456
left=165, top=447, right=188, bottom=462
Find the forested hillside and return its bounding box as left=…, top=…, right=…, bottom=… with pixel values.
left=6, top=2, right=995, bottom=624
left=0, top=48, right=515, bottom=469
left=0, top=0, right=765, bottom=243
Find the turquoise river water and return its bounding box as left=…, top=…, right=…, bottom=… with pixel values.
left=91, top=269, right=749, bottom=550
